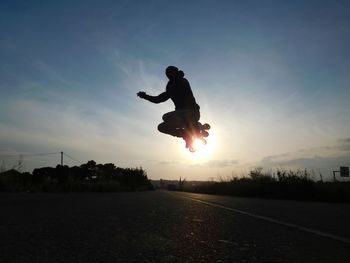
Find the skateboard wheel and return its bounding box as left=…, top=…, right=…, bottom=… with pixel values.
left=202, top=123, right=211, bottom=130
left=201, top=130, right=209, bottom=137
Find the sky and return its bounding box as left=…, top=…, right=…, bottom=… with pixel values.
left=1, top=0, right=350, bottom=181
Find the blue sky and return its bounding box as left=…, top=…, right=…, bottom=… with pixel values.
left=1, top=0, right=350, bottom=180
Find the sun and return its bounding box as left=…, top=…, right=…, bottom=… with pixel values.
left=182, top=130, right=217, bottom=160
left=192, top=138, right=206, bottom=151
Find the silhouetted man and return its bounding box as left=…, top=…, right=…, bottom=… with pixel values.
left=137, top=66, right=200, bottom=148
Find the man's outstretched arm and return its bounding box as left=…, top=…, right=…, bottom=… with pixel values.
left=137, top=91, right=170, bottom=104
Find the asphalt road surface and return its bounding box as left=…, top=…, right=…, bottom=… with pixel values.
left=1, top=190, right=350, bottom=263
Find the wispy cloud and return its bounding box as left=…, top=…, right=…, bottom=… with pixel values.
left=338, top=137, right=350, bottom=143
left=205, top=159, right=239, bottom=167
left=0, top=148, right=18, bottom=155
left=337, top=137, right=350, bottom=151
left=256, top=138, right=350, bottom=178
left=0, top=93, right=170, bottom=167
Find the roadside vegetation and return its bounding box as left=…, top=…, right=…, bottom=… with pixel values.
left=166, top=168, right=350, bottom=203
left=0, top=160, right=153, bottom=192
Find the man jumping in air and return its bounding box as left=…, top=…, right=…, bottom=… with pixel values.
left=137, top=66, right=208, bottom=150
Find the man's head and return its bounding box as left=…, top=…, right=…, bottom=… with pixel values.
left=165, top=65, right=180, bottom=80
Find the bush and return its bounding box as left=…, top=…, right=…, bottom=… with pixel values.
left=0, top=161, right=154, bottom=193
left=183, top=169, right=350, bottom=203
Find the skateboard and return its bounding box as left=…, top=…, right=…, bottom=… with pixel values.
left=184, top=122, right=211, bottom=152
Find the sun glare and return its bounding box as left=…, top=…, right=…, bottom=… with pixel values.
left=182, top=130, right=217, bottom=160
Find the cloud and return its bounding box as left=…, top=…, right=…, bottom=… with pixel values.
left=33, top=60, right=69, bottom=86
left=0, top=148, right=18, bottom=155
left=187, top=159, right=240, bottom=169
left=265, top=154, right=350, bottom=174
left=260, top=152, right=292, bottom=164
left=157, top=160, right=181, bottom=166
left=0, top=94, right=169, bottom=168
left=257, top=139, right=350, bottom=179
left=111, top=50, right=166, bottom=92
left=336, top=137, right=350, bottom=151
left=338, top=137, right=350, bottom=143
left=205, top=159, right=239, bottom=167
left=261, top=137, right=350, bottom=166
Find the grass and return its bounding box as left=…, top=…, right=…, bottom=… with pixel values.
left=179, top=168, right=350, bottom=203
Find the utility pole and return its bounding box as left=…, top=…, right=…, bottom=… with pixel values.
left=60, top=151, right=63, bottom=166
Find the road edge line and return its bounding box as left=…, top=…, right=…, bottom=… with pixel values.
left=183, top=195, right=350, bottom=245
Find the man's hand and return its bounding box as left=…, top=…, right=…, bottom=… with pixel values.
left=137, top=91, right=147, bottom=99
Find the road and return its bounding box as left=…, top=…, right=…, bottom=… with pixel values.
left=0, top=190, right=349, bottom=263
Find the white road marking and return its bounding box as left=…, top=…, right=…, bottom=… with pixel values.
left=184, top=196, right=350, bottom=244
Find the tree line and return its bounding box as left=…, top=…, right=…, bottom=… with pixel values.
left=0, top=160, right=153, bottom=192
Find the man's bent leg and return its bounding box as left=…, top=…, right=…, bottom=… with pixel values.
left=162, top=111, right=186, bottom=127
left=159, top=110, right=200, bottom=138
left=182, top=110, right=201, bottom=134
left=158, top=122, right=183, bottom=137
